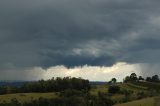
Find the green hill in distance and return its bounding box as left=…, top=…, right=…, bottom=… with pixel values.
left=0, top=73, right=159, bottom=106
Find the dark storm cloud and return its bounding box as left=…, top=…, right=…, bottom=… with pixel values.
left=0, top=0, right=160, bottom=69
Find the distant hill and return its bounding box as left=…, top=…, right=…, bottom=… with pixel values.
left=89, top=81, right=107, bottom=85
left=0, top=81, right=30, bottom=87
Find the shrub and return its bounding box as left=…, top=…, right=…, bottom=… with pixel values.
left=108, top=85, right=120, bottom=94
left=120, top=89, right=133, bottom=96
left=136, top=92, right=146, bottom=99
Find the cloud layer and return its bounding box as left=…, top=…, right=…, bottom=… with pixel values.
left=0, top=62, right=142, bottom=81
left=0, top=0, right=160, bottom=80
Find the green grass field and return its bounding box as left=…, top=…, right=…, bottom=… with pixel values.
left=90, top=82, right=160, bottom=105
left=120, top=83, right=148, bottom=92
left=90, top=83, right=149, bottom=95
left=0, top=93, right=57, bottom=103
left=0, top=82, right=159, bottom=105
left=90, top=84, right=109, bottom=95
left=154, top=97, right=160, bottom=106
left=114, top=97, right=155, bottom=106
left=114, top=97, right=160, bottom=106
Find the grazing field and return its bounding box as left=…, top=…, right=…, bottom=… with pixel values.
left=114, top=97, right=155, bottom=106
left=90, top=83, right=148, bottom=95
left=120, top=83, right=147, bottom=92
left=133, top=82, right=160, bottom=90
left=125, top=83, right=148, bottom=90
left=90, top=84, right=109, bottom=95
left=90, top=83, right=160, bottom=105
left=0, top=93, right=57, bottom=103
left=0, top=82, right=159, bottom=105
left=154, top=97, right=160, bottom=106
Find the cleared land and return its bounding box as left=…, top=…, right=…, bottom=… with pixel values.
left=90, top=83, right=160, bottom=105
left=0, top=93, right=57, bottom=103
left=114, top=97, right=160, bottom=106
left=154, top=97, right=160, bottom=106
left=90, top=84, right=109, bottom=95
left=114, top=97, right=155, bottom=106
left=0, top=82, right=159, bottom=105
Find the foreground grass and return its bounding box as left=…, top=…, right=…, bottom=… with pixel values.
left=154, top=97, right=160, bottom=106
left=0, top=93, right=57, bottom=103
left=114, top=97, right=155, bottom=106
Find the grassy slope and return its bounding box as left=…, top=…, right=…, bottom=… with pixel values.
left=154, top=97, right=160, bottom=106
left=114, top=97, right=155, bottom=106
left=0, top=82, right=159, bottom=104
left=90, top=82, right=160, bottom=105
left=113, top=82, right=160, bottom=106
left=89, top=83, right=146, bottom=95
left=125, top=83, right=147, bottom=90
left=90, top=83, right=148, bottom=101
left=120, top=83, right=148, bottom=92
left=133, top=82, right=160, bottom=90
left=90, top=84, right=109, bottom=95
left=0, top=84, right=110, bottom=103
left=114, top=97, right=160, bottom=106
left=0, top=93, right=57, bottom=103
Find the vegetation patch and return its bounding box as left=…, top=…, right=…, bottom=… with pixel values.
left=114, top=97, right=155, bottom=106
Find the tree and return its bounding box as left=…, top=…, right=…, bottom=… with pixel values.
left=108, top=85, right=120, bottom=94
left=152, top=75, right=159, bottom=82
left=138, top=76, right=144, bottom=81
left=111, top=78, right=117, bottom=84
left=130, top=73, right=137, bottom=82
left=124, top=76, right=130, bottom=83
left=146, top=77, right=152, bottom=82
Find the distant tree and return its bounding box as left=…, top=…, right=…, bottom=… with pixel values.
left=138, top=76, right=144, bottom=81
left=130, top=73, right=138, bottom=82
left=124, top=73, right=138, bottom=83
left=111, top=78, right=117, bottom=84
left=108, top=85, right=120, bottom=94
left=152, top=75, right=159, bottom=82
left=124, top=76, right=130, bottom=83
left=146, top=77, right=152, bottom=82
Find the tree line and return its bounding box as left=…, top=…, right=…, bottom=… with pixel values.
left=0, top=77, right=90, bottom=95
left=124, top=73, right=160, bottom=83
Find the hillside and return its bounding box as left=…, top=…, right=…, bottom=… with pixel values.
left=114, top=97, right=160, bottom=106
left=0, top=75, right=159, bottom=106
left=0, top=93, right=57, bottom=103
left=114, top=97, right=155, bottom=106
left=0, top=81, right=159, bottom=105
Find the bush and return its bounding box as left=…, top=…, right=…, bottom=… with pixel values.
left=136, top=92, right=146, bottom=99
left=108, top=85, right=120, bottom=94
left=120, top=89, right=133, bottom=96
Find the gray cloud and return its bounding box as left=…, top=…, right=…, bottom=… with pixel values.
left=0, top=0, right=160, bottom=74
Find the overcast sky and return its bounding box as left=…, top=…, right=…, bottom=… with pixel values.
left=0, top=0, right=160, bottom=81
